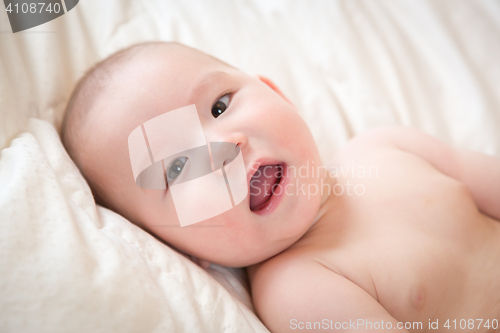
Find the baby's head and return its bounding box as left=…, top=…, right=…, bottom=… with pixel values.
left=62, top=42, right=324, bottom=267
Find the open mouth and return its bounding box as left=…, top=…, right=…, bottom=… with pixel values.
left=249, top=163, right=285, bottom=212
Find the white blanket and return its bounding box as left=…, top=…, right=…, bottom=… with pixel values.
left=1, top=0, right=499, bottom=332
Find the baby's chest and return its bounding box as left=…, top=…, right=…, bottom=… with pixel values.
left=312, top=223, right=474, bottom=326
left=316, top=173, right=489, bottom=322
left=334, top=157, right=482, bottom=245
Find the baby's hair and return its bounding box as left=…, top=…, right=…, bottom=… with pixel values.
left=61, top=41, right=234, bottom=206
left=61, top=41, right=177, bottom=204
left=62, top=41, right=168, bottom=148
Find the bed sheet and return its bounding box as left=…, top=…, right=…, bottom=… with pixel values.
left=1, top=0, right=499, bottom=332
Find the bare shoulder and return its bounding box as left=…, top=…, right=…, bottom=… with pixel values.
left=334, top=126, right=455, bottom=168
left=338, top=125, right=424, bottom=153
left=248, top=251, right=408, bottom=332
left=342, top=125, right=456, bottom=153
left=248, top=253, right=334, bottom=332
left=331, top=126, right=406, bottom=165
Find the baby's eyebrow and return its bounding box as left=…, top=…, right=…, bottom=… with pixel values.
left=189, top=70, right=230, bottom=102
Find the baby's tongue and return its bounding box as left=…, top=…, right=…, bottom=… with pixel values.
left=250, top=165, right=280, bottom=211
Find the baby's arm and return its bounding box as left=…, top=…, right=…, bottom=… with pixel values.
left=250, top=258, right=410, bottom=333
left=356, top=126, right=500, bottom=221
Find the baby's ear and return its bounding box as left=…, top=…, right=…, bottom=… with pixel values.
left=256, top=75, right=294, bottom=106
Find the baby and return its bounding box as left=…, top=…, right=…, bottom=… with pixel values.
left=61, top=42, right=500, bottom=332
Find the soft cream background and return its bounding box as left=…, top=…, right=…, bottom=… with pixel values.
left=1, top=1, right=499, bottom=332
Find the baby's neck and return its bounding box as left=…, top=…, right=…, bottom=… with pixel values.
left=309, top=173, right=337, bottom=230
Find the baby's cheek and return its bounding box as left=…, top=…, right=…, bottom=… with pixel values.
left=276, top=117, right=307, bottom=148
left=289, top=122, right=318, bottom=159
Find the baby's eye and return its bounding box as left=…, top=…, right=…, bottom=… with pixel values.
left=167, top=157, right=187, bottom=183
left=211, top=94, right=230, bottom=118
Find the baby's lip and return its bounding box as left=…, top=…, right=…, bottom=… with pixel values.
left=246, top=158, right=286, bottom=209
left=246, top=158, right=284, bottom=187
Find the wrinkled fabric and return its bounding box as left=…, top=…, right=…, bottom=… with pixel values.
left=1, top=0, right=499, bottom=332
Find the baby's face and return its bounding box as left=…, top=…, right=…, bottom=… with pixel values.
left=84, top=45, right=323, bottom=266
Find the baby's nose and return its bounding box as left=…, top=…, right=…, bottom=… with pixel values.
left=221, top=132, right=247, bottom=150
